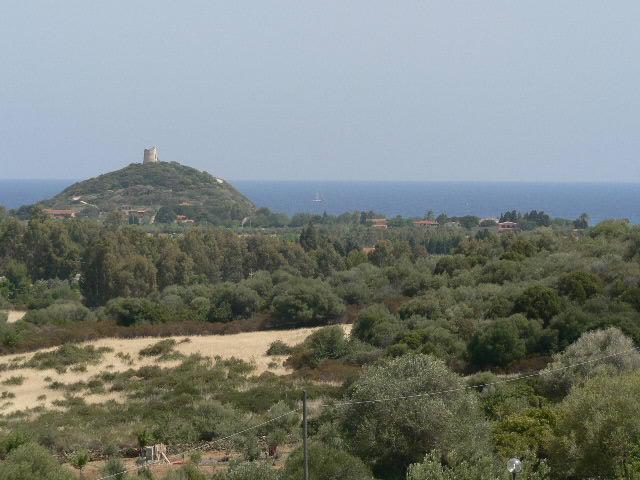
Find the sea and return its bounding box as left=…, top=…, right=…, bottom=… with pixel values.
left=1, top=179, right=639, bottom=224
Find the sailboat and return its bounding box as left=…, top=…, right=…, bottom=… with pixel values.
left=312, top=191, right=323, bottom=203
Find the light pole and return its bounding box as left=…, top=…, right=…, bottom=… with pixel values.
left=507, top=458, right=523, bottom=480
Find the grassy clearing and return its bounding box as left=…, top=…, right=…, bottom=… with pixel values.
left=0, top=325, right=351, bottom=415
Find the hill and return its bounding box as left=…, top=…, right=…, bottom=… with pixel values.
left=36, top=161, right=255, bottom=224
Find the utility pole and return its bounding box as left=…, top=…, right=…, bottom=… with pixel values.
left=303, top=390, right=309, bottom=480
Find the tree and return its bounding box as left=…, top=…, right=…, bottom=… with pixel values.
left=155, top=206, right=177, bottom=224
left=407, top=450, right=549, bottom=480
left=352, top=304, right=398, bottom=347
left=0, top=443, right=74, bottom=480
left=468, top=317, right=526, bottom=368
left=541, top=327, right=640, bottom=396
left=549, top=371, right=640, bottom=479
left=573, top=213, right=589, bottom=229
left=299, top=223, right=319, bottom=251
left=557, top=271, right=602, bottom=302
left=513, top=285, right=562, bottom=325
left=208, top=283, right=260, bottom=322
left=270, top=277, right=344, bottom=327
left=341, top=354, right=489, bottom=479
left=281, top=442, right=373, bottom=480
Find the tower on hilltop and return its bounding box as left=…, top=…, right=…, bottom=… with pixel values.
left=143, top=146, right=158, bottom=164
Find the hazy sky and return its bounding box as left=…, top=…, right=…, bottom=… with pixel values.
left=1, top=1, right=639, bottom=181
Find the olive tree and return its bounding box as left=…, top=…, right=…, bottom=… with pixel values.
left=549, top=371, right=640, bottom=479
left=340, top=354, right=489, bottom=479
left=541, top=327, right=640, bottom=396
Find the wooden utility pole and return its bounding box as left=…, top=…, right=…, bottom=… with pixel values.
left=303, top=390, right=309, bottom=480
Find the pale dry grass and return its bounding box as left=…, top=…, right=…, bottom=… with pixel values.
left=3, top=310, right=27, bottom=323
left=0, top=325, right=351, bottom=415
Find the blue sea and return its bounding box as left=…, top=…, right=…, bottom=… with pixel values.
left=1, top=179, right=639, bottom=224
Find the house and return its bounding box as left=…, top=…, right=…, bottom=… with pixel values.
left=176, top=215, right=195, bottom=224
left=498, top=221, right=518, bottom=233
left=413, top=219, right=438, bottom=227
left=43, top=209, right=76, bottom=219
left=368, top=218, right=388, bottom=229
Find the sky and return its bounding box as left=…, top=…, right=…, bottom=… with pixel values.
left=1, top=1, right=639, bottom=182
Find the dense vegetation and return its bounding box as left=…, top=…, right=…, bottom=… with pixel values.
left=20, top=162, right=256, bottom=225
left=0, top=206, right=639, bottom=479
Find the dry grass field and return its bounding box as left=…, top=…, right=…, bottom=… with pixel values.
left=0, top=325, right=351, bottom=415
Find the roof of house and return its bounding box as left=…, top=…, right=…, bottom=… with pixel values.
left=413, top=219, right=439, bottom=225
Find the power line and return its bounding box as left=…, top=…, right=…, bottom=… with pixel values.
left=96, top=347, right=638, bottom=480
left=320, top=347, right=639, bottom=409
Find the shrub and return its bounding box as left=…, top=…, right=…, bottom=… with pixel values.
left=208, top=283, right=261, bottom=322
left=102, top=458, right=127, bottom=480
left=434, top=256, right=469, bottom=276
left=541, top=327, right=640, bottom=396
left=1, top=375, right=25, bottom=386
left=468, top=318, right=526, bottom=368
left=352, top=304, right=398, bottom=347
left=281, top=442, right=373, bottom=480
left=139, top=339, right=178, bottom=357
left=26, top=344, right=111, bottom=373
left=0, top=443, right=74, bottom=480
left=271, top=277, right=344, bottom=327
left=287, top=326, right=349, bottom=369
left=266, top=340, right=292, bottom=356
left=557, top=271, right=603, bottom=302
left=548, top=371, right=640, bottom=479
left=23, top=302, right=93, bottom=326
left=106, top=297, right=163, bottom=326
left=513, top=285, right=562, bottom=325
left=213, top=461, right=279, bottom=480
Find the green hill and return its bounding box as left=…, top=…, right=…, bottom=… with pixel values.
left=38, top=161, right=255, bottom=224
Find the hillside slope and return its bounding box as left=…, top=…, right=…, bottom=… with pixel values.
left=39, top=162, right=255, bottom=224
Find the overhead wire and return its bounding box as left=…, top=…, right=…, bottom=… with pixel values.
left=96, top=346, right=639, bottom=479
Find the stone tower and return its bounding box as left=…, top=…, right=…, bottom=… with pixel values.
left=143, top=146, right=158, bottom=164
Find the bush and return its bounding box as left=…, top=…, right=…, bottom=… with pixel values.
left=26, top=344, right=111, bottom=373
left=513, top=285, right=562, bottom=325
left=541, top=327, right=640, bottom=396
left=557, top=271, right=603, bottom=302
left=23, top=302, right=93, bottom=326
left=352, top=304, right=398, bottom=347
left=102, top=458, right=127, bottom=480
left=0, top=443, right=74, bottom=480
left=106, top=297, right=163, bottom=326
left=139, top=339, right=178, bottom=357
left=271, top=277, right=344, bottom=327
left=287, top=326, right=349, bottom=369
left=548, top=371, right=640, bottom=479
left=468, top=318, right=526, bottom=368
left=281, top=442, right=373, bottom=480
left=213, top=461, right=279, bottom=480
left=266, top=340, right=292, bottom=356
left=208, top=283, right=261, bottom=322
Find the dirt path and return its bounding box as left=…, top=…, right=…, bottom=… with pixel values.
left=0, top=325, right=351, bottom=414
